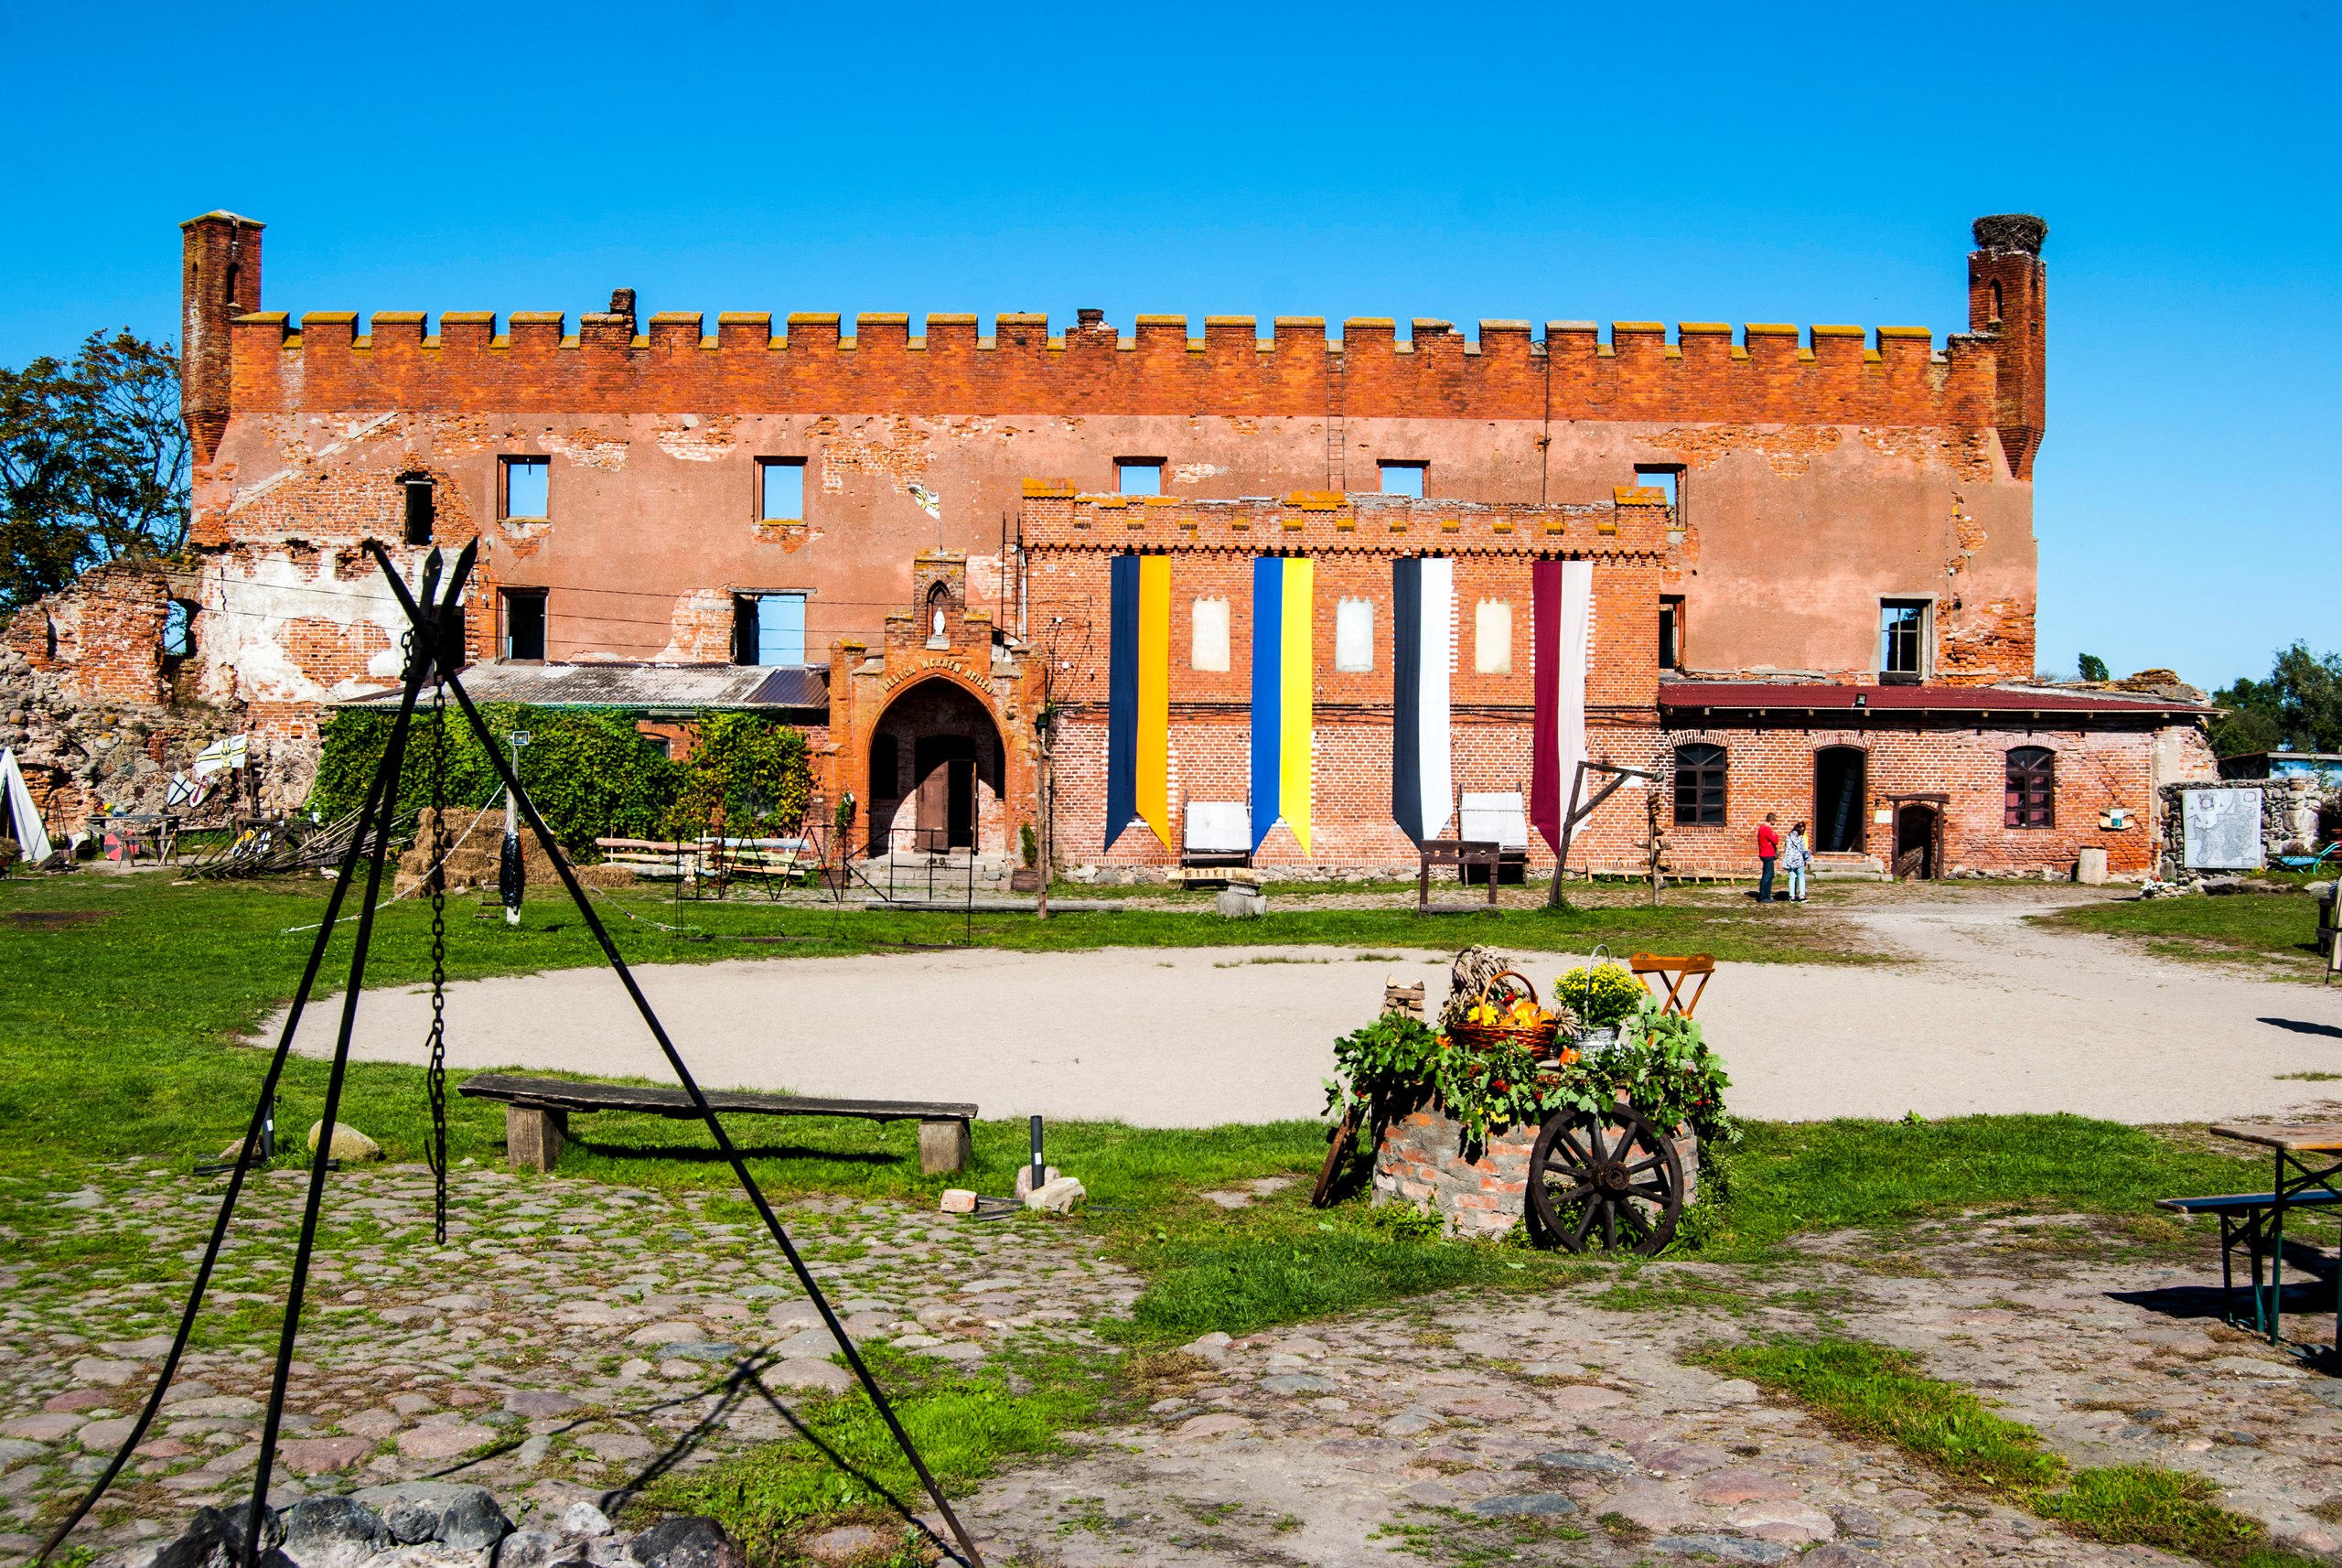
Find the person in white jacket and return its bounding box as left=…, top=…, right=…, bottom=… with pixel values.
left=1782, top=821, right=1813, bottom=902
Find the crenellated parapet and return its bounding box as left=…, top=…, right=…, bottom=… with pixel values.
left=223, top=309, right=1997, bottom=430
left=1018, top=485, right=1675, bottom=557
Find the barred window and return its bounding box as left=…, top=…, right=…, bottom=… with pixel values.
left=2005, top=746, right=2055, bottom=829
left=1674, top=743, right=1727, bottom=826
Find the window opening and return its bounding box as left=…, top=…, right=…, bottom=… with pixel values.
left=1335, top=597, right=1375, bottom=672
left=1379, top=461, right=1426, bottom=499
left=1659, top=596, right=1684, bottom=671
left=1990, top=279, right=2004, bottom=325
left=162, top=600, right=198, bottom=661
left=1473, top=599, right=1512, bottom=674
left=402, top=477, right=436, bottom=545
left=1189, top=596, right=1230, bottom=672
left=502, top=456, right=550, bottom=520
left=734, top=593, right=807, bottom=666
left=1674, top=743, right=1727, bottom=826
left=501, top=591, right=546, bottom=661
left=1117, top=459, right=1163, bottom=496
left=1879, top=599, right=1928, bottom=680
left=758, top=458, right=805, bottom=521
left=1633, top=466, right=1679, bottom=507
left=2005, top=746, right=2055, bottom=829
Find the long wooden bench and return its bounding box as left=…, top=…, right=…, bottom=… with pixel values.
left=457, top=1072, right=976, bottom=1175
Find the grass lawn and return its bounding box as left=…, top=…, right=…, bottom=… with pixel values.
left=2042, top=877, right=2329, bottom=977
left=0, top=869, right=2284, bottom=1345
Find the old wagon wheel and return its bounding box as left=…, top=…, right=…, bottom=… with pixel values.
left=1527, top=1102, right=1684, bottom=1255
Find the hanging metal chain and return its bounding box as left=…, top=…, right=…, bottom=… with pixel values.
left=425, top=678, right=451, bottom=1244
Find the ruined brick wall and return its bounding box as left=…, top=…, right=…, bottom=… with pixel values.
left=184, top=211, right=2043, bottom=746
left=0, top=564, right=240, bottom=833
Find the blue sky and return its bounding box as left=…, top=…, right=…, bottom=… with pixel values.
left=4, top=0, right=2333, bottom=692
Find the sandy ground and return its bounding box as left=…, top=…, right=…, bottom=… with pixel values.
left=272, top=899, right=2342, bottom=1127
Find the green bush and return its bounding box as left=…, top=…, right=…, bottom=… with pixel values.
left=308, top=703, right=687, bottom=850
left=663, top=711, right=811, bottom=837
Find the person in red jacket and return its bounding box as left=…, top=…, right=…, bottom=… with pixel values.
left=1756, top=812, right=1781, bottom=902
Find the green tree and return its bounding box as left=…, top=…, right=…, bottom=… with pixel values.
left=2077, top=652, right=2109, bottom=682
left=2210, top=642, right=2342, bottom=757
left=0, top=331, right=188, bottom=607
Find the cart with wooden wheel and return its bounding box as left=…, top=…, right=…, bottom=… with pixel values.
left=1525, top=1098, right=1685, bottom=1255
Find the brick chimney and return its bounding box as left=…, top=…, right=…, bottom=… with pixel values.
left=1967, top=213, right=2047, bottom=480
left=180, top=211, right=264, bottom=467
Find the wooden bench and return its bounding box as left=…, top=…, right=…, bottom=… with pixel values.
left=2155, top=1188, right=2342, bottom=1334
left=457, top=1072, right=977, bottom=1176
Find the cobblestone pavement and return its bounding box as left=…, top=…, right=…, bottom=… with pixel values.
left=962, top=1216, right=2342, bottom=1567
left=0, top=1157, right=1138, bottom=1563
left=7, top=1158, right=2342, bottom=1568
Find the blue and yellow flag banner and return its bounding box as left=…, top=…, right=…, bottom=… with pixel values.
left=1135, top=555, right=1173, bottom=849
left=1249, top=556, right=1314, bottom=854
left=1106, top=553, right=1173, bottom=852
left=1105, top=553, right=1139, bottom=850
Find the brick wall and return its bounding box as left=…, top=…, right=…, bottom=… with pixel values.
left=1655, top=721, right=2161, bottom=876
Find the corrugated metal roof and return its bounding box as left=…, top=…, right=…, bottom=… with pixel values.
left=337, top=662, right=829, bottom=712
left=1656, top=682, right=2211, bottom=717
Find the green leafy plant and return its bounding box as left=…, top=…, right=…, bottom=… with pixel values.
left=1020, top=821, right=1038, bottom=868
left=1552, top=960, right=1643, bottom=1027
left=1325, top=997, right=1735, bottom=1147
left=309, top=703, right=685, bottom=849
left=664, top=712, right=811, bottom=838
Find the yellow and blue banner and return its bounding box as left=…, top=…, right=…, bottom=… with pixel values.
left=1106, top=553, right=1174, bottom=851
left=1249, top=556, right=1314, bottom=854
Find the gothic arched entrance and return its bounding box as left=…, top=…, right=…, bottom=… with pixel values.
left=867, top=677, right=1005, bottom=856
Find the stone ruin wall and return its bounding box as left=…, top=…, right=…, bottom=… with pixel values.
left=0, top=563, right=247, bottom=832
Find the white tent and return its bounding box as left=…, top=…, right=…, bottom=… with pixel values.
left=0, top=749, right=52, bottom=863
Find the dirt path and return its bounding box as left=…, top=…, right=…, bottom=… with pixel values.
left=276, top=900, right=2342, bottom=1126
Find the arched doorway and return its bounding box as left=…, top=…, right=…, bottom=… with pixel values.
left=867, top=678, right=1004, bottom=856
left=1812, top=746, right=1866, bottom=854
left=1893, top=803, right=1940, bottom=879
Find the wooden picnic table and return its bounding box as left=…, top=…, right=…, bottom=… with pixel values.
left=2208, top=1122, right=2342, bottom=1356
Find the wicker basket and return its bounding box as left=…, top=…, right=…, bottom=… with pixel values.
left=1445, top=970, right=1561, bottom=1057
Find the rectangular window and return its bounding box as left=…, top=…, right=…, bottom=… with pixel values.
left=1189, top=596, right=1230, bottom=672
left=1633, top=466, right=1680, bottom=507
left=2005, top=746, right=2056, bottom=829
left=1335, top=597, right=1375, bottom=672
left=501, top=590, right=546, bottom=661
left=758, top=458, right=805, bottom=521
left=734, top=593, right=807, bottom=666
left=1659, top=596, right=1684, bottom=671
left=1117, top=459, right=1163, bottom=496
left=1474, top=599, right=1512, bottom=674
left=403, top=478, right=435, bottom=545
left=1673, top=744, right=1727, bottom=826
left=1880, top=599, right=1929, bottom=679
left=502, top=456, right=550, bottom=520
left=1379, top=461, right=1426, bottom=499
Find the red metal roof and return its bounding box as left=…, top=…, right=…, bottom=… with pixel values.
left=1656, top=682, right=2210, bottom=716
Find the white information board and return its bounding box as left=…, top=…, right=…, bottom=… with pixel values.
left=2182, top=789, right=2263, bottom=870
